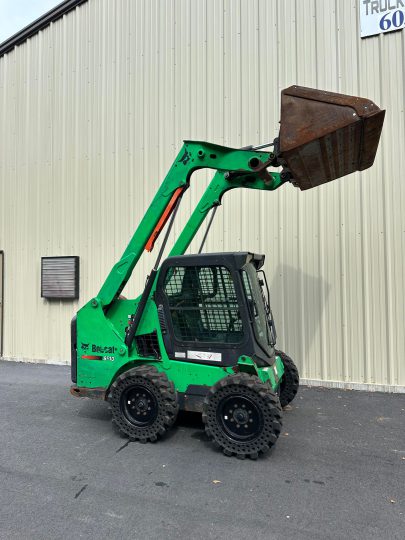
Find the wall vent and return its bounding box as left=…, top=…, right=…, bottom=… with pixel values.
left=41, top=256, right=79, bottom=299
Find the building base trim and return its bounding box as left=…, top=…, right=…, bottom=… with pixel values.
left=1, top=356, right=69, bottom=366
left=301, top=377, right=405, bottom=394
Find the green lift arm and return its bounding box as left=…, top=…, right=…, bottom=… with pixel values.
left=96, top=141, right=285, bottom=309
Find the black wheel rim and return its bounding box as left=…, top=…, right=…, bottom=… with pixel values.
left=120, top=385, right=158, bottom=427
left=217, top=395, right=264, bottom=442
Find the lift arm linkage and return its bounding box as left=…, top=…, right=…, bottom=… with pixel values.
left=97, top=141, right=284, bottom=308
left=169, top=169, right=284, bottom=257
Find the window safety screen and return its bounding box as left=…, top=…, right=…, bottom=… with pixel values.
left=41, top=256, right=79, bottom=299
left=163, top=265, right=243, bottom=344
left=242, top=269, right=271, bottom=354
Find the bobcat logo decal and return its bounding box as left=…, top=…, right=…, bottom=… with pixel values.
left=81, top=342, right=90, bottom=351
left=178, top=148, right=191, bottom=165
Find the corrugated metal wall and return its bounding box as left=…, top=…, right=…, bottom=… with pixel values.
left=0, top=0, right=404, bottom=389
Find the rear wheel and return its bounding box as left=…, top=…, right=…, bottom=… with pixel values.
left=109, top=365, right=179, bottom=442
left=202, top=373, right=283, bottom=459
left=276, top=350, right=299, bottom=407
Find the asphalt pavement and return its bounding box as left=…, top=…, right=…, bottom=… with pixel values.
left=0, top=360, right=404, bottom=540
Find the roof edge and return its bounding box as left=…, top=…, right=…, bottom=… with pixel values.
left=0, top=0, right=88, bottom=58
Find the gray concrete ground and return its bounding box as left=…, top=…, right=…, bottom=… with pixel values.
left=0, top=361, right=404, bottom=540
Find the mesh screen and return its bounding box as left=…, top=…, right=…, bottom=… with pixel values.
left=242, top=269, right=271, bottom=353
left=135, top=331, right=161, bottom=358
left=163, top=265, right=243, bottom=344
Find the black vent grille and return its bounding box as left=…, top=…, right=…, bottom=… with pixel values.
left=163, top=265, right=243, bottom=344
left=135, top=331, right=161, bottom=358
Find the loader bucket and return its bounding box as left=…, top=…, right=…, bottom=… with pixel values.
left=278, top=86, right=385, bottom=190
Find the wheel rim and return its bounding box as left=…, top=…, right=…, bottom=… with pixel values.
left=120, top=385, right=158, bottom=427
left=217, top=395, right=264, bottom=442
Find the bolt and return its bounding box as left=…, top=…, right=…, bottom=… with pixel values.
left=119, top=347, right=126, bottom=356
left=91, top=298, right=98, bottom=308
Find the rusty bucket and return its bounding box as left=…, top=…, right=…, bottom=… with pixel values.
left=278, top=86, right=385, bottom=190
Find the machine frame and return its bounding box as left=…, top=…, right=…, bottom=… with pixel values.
left=71, top=141, right=286, bottom=403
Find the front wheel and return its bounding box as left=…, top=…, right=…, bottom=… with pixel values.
left=202, top=373, right=283, bottom=459
left=276, top=350, right=299, bottom=407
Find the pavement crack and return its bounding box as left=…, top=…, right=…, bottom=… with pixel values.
left=74, top=484, right=88, bottom=499
left=116, top=440, right=131, bottom=453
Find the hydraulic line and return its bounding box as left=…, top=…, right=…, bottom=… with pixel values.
left=124, top=194, right=183, bottom=349
left=198, top=205, right=218, bottom=254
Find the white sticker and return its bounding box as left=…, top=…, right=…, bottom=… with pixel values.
left=187, top=350, right=222, bottom=362
left=174, top=352, right=186, bottom=358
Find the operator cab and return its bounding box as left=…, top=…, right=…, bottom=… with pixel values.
left=156, top=252, right=277, bottom=368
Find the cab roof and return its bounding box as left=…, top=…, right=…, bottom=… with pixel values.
left=163, top=252, right=265, bottom=270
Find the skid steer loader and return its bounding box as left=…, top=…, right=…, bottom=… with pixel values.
left=70, top=86, right=384, bottom=459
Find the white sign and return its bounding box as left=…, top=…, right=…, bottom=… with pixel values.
left=187, top=350, right=222, bottom=362
left=360, top=0, right=405, bottom=37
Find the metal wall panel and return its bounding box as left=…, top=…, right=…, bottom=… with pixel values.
left=0, top=251, right=3, bottom=357
left=0, top=0, right=404, bottom=389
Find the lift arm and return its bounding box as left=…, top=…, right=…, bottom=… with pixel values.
left=97, top=141, right=278, bottom=308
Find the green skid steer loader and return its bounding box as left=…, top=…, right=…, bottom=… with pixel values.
left=70, top=86, right=384, bottom=459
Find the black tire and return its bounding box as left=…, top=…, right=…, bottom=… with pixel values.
left=202, top=373, right=283, bottom=459
left=276, top=350, right=299, bottom=408
left=108, top=365, right=179, bottom=442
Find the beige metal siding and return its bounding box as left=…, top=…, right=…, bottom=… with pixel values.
left=0, top=0, right=404, bottom=389
left=0, top=251, right=3, bottom=356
